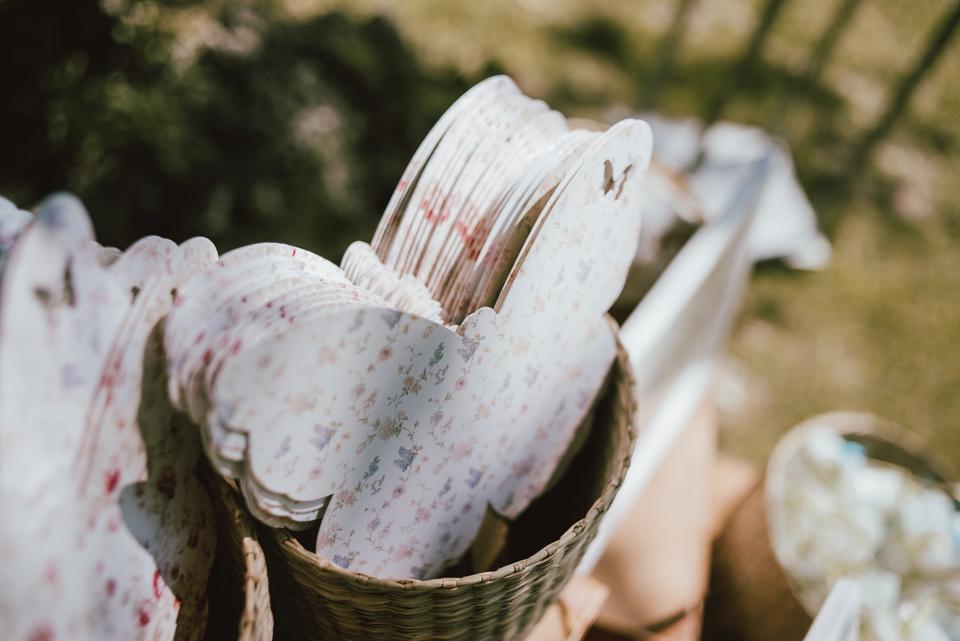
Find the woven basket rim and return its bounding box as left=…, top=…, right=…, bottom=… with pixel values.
left=270, top=328, right=638, bottom=591
left=202, top=462, right=274, bottom=641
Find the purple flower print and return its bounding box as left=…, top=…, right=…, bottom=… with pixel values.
left=457, top=336, right=478, bottom=360
left=394, top=446, right=416, bottom=471
left=311, top=426, right=335, bottom=452
left=332, top=554, right=353, bottom=569
left=466, top=468, right=483, bottom=488
left=439, top=476, right=452, bottom=497
left=381, top=310, right=403, bottom=329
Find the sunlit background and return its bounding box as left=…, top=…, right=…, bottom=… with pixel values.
left=1, top=0, right=957, bottom=469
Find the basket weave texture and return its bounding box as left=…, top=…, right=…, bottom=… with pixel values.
left=243, top=332, right=638, bottom=641
left=203, top=466, right=274, bottom=641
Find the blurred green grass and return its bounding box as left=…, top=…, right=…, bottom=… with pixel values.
left=1, top=0, right=956, bottom=470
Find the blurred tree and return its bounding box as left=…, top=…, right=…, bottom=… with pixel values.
left=0, top=0, right=472, bottom=258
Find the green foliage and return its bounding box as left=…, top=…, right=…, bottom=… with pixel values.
left=0, top=0, right=472, bottom=258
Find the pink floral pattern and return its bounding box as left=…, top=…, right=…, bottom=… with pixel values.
left=199, top=120, right=651, bottom=578
left=0, top=196, right=217, bottom=641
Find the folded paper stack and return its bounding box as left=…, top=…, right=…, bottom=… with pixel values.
left=1, top=75, right=653, bottom=638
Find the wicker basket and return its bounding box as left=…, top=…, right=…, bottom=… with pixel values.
left=236, top=333, right=637, bottom=641
left=202, top=465, right=274, bottom=641
left=703, top=411, right=958, bottom=641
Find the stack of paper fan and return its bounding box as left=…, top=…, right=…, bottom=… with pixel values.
left=0, top=76, right=654, bottom=611
left=162, top=76, right=652, bottom=579
left=0, top=195, right=217, bottom=641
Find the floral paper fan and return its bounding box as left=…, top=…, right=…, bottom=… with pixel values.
left=0, top=195, right=217, bottom=641
left=167, top=117, right=652, bottom=578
